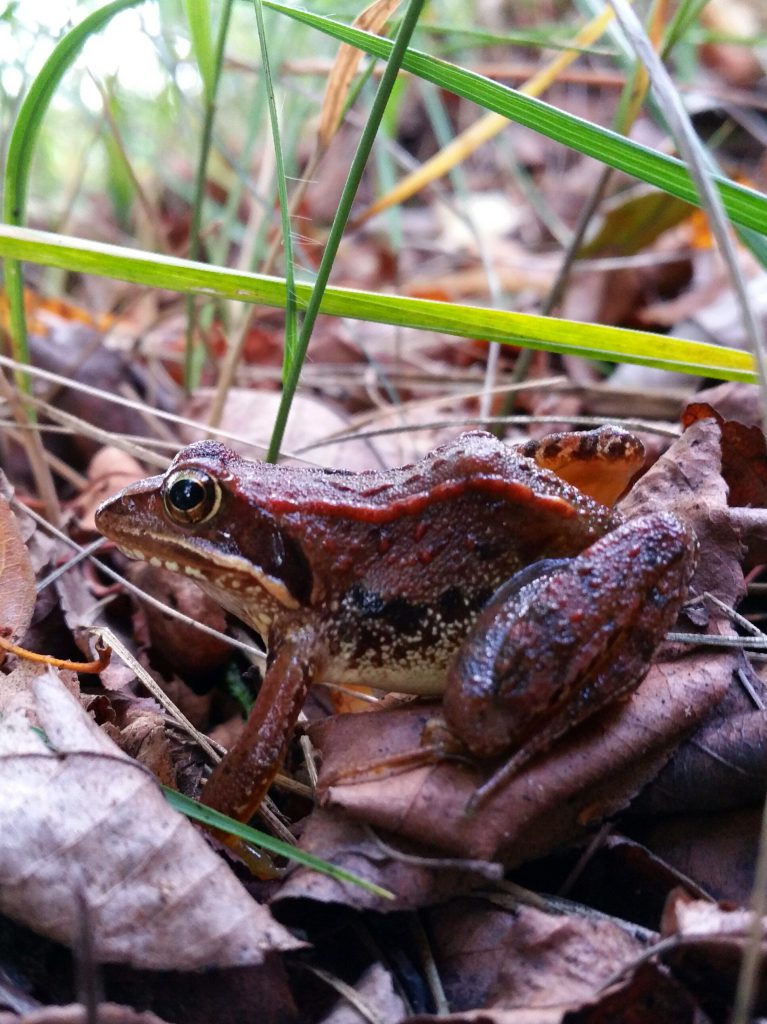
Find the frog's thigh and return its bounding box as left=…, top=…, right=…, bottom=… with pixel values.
left=443, top=512, right=694, bottom=762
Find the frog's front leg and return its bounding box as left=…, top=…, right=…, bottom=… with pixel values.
left=201, top=621, right=327, bottom=823
left=443, top=511, right=696, bottom=808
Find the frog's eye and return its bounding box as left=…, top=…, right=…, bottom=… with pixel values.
left=163, top=469, right=222, bottom=525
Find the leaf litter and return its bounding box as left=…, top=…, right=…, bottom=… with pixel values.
left=4, top=401, right=767, bottom=1019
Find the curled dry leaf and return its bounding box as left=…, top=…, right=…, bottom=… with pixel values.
left=0, top=665, right=299, bottom=969
left=0, top=488, right=36, bottom=642
left=313, top=418, right=741, bottom=867
left=661, top=891, right=767, bottom=1013
left=318, top=0, right=402, bottom=150
left=424, top=897, right=649, bottom=1014
left=682, top=401, right=767, bottom=513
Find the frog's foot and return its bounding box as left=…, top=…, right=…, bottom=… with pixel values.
left=320, top=713, right=471, bottom=789
left=517, top=425, right=645, bottom=506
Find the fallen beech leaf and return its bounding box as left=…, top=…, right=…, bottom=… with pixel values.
left=426, top=896, right=648, bottom=1011
left=278, top=808, right=502, bottom=911
left=682, top=402, right=767, bottom=510
left=633, top=708, right=767, bottom=816
left=0, top=488, right=36, bottom=642
left=551, top=833, right=713, bottom=930
left=661, top=892, right=767, bottom=1013
left=0, top=665, right=299, bottom=969
left=405, top=935, right=701, bottom=1023
left=621, top=417, right=744, bottom=609
left=637, top=807, right=760, bottom=905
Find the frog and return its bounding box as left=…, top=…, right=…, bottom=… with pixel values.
left=95, top=427, right=696, bottom=824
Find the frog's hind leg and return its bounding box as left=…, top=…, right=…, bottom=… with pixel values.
left=447, top=511, right=697, bottom=814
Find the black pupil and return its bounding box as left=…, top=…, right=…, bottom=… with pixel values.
left=169, top=478, right=205, bottom=511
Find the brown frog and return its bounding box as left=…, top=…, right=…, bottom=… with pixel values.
left=95, top=428, right=695, bottom=823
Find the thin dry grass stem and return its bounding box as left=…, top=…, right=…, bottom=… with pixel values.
left=90, top=72, right=168, bottom=254
left=209, top=147, right=278, bottom=431
left=16, top=497, right=264, bottom=660
left=283, top=57, right=629, bottom=90
left=362, top=825, right=503, bottom=880
left=306, top=966, right=391, bottom=1024
left=295, top=414, right=681, bottom=455
left=261, top=0, right=401, bottom=280
left=410, top=913, right=450, bottom=1016
left=0, top=352, right=274, bottom=460
left=93, top=626, right=221, bottom=764
left=353, top=6, right=617, bottom=227
left=0, top=370, right=61, bottom=526
left=21, top=395, right=166, bottom=470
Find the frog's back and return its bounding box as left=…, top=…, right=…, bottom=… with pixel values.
left=273, top=432, right=621, bottom=693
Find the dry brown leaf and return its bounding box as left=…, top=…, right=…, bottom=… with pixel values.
left=315, top=644, right=734, bottom=865
left=621, top=417, right=743, bottom=608
left=682, top=402, right=767, bottom=512
left=318, top=0, right=401, bottom=149
left=0, top=1005, right=171, bottom=1024
left=638, top=807, right=759, bottom=905
left=661, top=892, right=767, bottom=1013
left=278, top=808, right=502, bottom=911
left=0, top=664, right=299, bottom=969
left=405, top=932, right=701, bottom=1023
left=634, top=707, right=767, bottom=816
left=183, top=388, right=386, bottom=470
left=427, top=897, right=648, bottom=1011
left=0, top=489, right=36, bottom=642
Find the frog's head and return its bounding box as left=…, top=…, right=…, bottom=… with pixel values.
left=95, top=441, right=312, bottom=636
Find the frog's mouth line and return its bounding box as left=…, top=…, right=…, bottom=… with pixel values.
left=111, top=537, right=300, bottom=611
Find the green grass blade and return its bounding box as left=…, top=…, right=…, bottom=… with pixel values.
left=264, top=2, right=767, bottom=237
left=163, top=788, right=394, bottom=898
left=0, top=225, right=756, bottom=383
left=266, top=0, right=428, bottom=461
left=251, top=0, right=298, bottom=381
left=184, top=0, right=234, bottom=390
left=184, top=0, right=216, bottom=99
left=2, top=0, right=145, bottom=377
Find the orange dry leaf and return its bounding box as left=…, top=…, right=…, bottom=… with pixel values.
left=318, top=0, right=401, bottom=150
